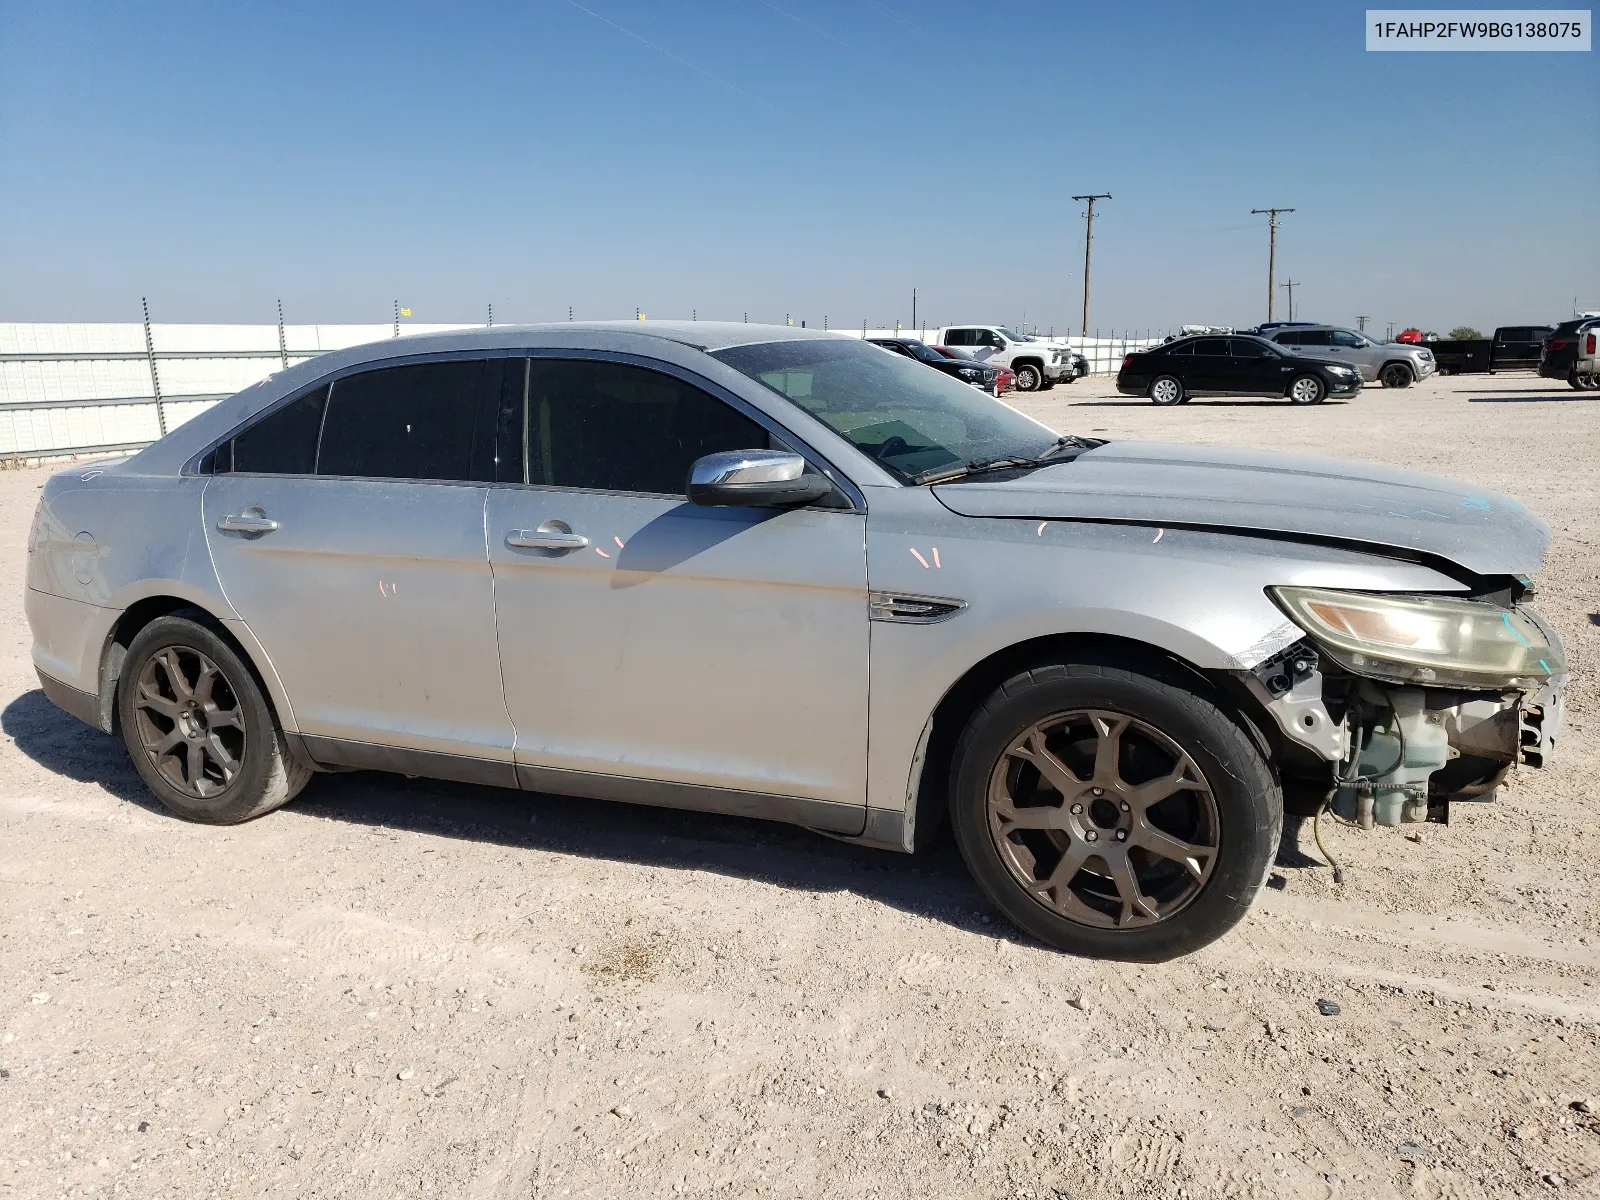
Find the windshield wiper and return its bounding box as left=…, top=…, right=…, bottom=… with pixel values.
left=912, top=436, right=1101, bottom=485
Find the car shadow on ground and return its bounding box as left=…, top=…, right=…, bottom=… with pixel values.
left=1466, top=392, right=1598, bottom=403
left=1, top=688, right=1008, bottom=942
left=3, top=687, right=1325, bottom=940
left=1070, top=399, right=1351, bottom=408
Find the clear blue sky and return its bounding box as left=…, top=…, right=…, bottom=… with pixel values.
left=2, top=0, right=1595, bottom=334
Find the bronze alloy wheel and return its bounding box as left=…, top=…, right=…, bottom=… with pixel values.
left=985, top=708, right=1219, bottom=930
left=131, top=644, right=248, bottom=799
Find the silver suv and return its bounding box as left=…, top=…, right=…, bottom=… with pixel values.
left=25, top=323, right=1564, bottom=960
left=1264, top=325, right=1436, bottom=388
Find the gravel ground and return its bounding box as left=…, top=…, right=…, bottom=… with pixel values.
left=2, top=369, right=1597, bottom=1200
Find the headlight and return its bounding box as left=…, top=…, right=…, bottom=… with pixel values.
left=1270, top=586, right=1564, bottom=688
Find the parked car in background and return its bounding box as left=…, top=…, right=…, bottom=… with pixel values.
left=1540, top=318, right=1600, bottom=388
left=1426, top=326, right=1554, bottom=375
left=933, top=325, right=1074, bottom=392
left=26, top=322, right=1566, bottom=961
left=932, top=346, right=1016, bottom=394
left=1396, top=329, right=1424, bottom=344
left=1573, top=323, right=1600, bottom=389
left=870, top=337, right=1000, bottom=392
left=1262, top=325, right=1435, bottom=388
left=1117, top=334, right=1363, bottom=404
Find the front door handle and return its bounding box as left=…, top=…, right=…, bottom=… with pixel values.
left=506, top=520, right=588, bottom=552
left=217, top=509, right=278, bottom=535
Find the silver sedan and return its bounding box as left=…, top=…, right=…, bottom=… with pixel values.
left=25, top=324, right=1565, bottom=959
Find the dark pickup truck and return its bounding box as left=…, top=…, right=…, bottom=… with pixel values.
left=1425, top=325, right=1553, bottom=375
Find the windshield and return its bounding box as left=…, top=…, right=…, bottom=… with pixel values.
left=995, top=328, right=1023, bottom=341
left=712, top=338, right=1061, bottom=480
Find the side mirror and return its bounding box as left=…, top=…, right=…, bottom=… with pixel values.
left=687, top=450, right=831, bottom=508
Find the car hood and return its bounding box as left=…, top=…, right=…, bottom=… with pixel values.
left=931, top=441, right=1548, bottom=576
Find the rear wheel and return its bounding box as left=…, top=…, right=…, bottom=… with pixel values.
left=1014, top=363, right=1043, bottom=392
left=948, top=659, right=1280, bottom=961
left=1148, top=376, right=1183, bottom=405
left=1288, top=374, right=1325, bottom=404
left=1380, top=362, right=1413, bottom=388
left=1569, top=370, right=1584, bottom=390
left=117, top=613, right=312, bottom=824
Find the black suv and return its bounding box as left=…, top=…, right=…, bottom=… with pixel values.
left=1116, top=334, right=1364, bottom=405
left=1540, top=318, right=1600, bottom=387
left=869, top=337, right=998, bottom=389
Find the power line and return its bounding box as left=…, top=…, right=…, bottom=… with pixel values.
left=1250, top=207, right=1295, bottom=322
left=1071, top=193, right=1111, bottom=337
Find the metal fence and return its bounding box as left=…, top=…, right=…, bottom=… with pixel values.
left=2, top=317, right=1175, bottom=462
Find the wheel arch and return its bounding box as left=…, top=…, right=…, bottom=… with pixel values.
left=906, top=631, right=1277, bottom=854
left=97, top=595, right=298, bottom=739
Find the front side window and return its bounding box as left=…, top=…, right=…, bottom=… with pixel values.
left=1193, top=338, right=1229, bottom=357
left=1229, top=338, right=1271, bottom=358
left=1329, top=330, right=1364, bottom=348
left=317, top=359, right=515, bottom=482
left=525, top=360, right=770, bottom=495
left=221, top=385, right=328, bottom=474
left=712, top=337, right=1059, bottom=481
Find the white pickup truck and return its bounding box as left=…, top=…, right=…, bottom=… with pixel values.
left=933, top=325, right=1078, bottom=392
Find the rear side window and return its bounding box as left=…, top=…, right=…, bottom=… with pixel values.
left=317, top=359, right=514, bottom=482
left=224, top=385, right=328, bottom=475
left=526, top=360, right=769, bottom=495
left=1164, top=340, right=1194, bottom=355
left=944, top=329, right=973, bottom=346
left=1297, top=330, right=1332, bottom=347
left=1274, top=331, right=1303, bottom=345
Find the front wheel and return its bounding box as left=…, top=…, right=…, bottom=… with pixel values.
left=1380, top=362, right=1413, bottom=388
left=1148, top=375, right=1183, bottom=405
left=1014, top=363, right=1043, bottom=392
left=1288, top=374, right=1326, bottom=404
left=117, top=612, right=313, bottom=824
left=948, top=659, right=1280, bottom=961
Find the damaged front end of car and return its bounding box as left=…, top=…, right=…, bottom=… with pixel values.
left=1236, top=582, right=1566, bottom=831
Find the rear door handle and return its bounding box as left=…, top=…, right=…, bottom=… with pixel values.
left=506, top=520, right=588, bottom=551
left=217, top=510, right=278, bottom=534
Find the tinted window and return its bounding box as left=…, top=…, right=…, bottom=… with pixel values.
left=527, top=360, right=769, bottom=494
left=1297, top=330, right=1332, bottom=347
left=945, top=329, right=974, bottom=346
left=226, top=385, right=328, bottom=475
left=1329, top=330, right=1364, bottom=347
left=1228, top=338, right=1269, bottom=358
left=976, top=329, right=1004, bottom=347
left=317, top=359, right=506, bottom=481
left=1193, top=338, right=1229, bottom=356
left=1164, top=340, right=1195, bottom=355
left=1274, top=331, right=1303, bottom=345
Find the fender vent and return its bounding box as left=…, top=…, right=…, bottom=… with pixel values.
left=868, top=592, right=967, bottom=624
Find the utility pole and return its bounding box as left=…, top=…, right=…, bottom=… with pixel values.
left=911, top=288, right=917, bottom=332
left=1279, top=279, right=1298, bottom=322
left=1250, top=207, right=1295, bottom=321
left=1071, top=193, right=1112, bottom=336
left=1356, top=314, right=1369, bottom=332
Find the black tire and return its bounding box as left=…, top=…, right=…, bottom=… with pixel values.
left=1569, top=371, right=1584, bottom=391
left=1013, top=362, right=1043, bottom=392
left=1148, top=375, right=1183, bottom=405
left=948, top=658, right=1281, bottom=961
left=1380, top=362, right=1413, bottom=389
left=117, top=612, right=312, bottom=824
left=1288, top=374, right=1325, bottom=404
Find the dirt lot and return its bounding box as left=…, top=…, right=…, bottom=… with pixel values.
left=2, top=370, right=1597, bottom=1200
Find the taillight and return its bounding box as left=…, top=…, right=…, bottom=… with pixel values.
left=1587, top=333, right=1597, bottom=354
left=1546, top=339, right=1569, bottom=351
left=1121, top=355, right=1133, bottom=369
